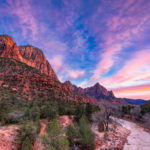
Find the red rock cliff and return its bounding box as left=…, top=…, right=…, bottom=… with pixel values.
left=0, top=35, right=58, bottom=81
left=19, top=45, right=58, bottom=81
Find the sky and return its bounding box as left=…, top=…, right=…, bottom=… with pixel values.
left=0, top=0, right=150, bottom=100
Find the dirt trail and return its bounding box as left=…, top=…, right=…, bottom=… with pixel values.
left=39, top=121, right=47, bottom=135
left=115, top=118, right=150, bottom=150
left=33, top=120, right=47, bottom=150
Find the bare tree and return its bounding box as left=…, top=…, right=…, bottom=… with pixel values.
left=93, top=104, right=112, bottom=131
left=130, top=106, right=141, bottom=121
left=102, top=105, right=112, bottom=131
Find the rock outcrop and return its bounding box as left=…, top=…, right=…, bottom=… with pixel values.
left=19, top=45, right=57, bottom=80
left=0, top=35, right=21, bottom=60
left=0, top=35, right=58, bottom=81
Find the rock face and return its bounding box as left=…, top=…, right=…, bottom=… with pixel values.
left=0, top=35, right=58, bottom=81
left=19, top=45, right=57, bottom=80
left=0, top=57, right=95, bottom=103
left=0, top=35, right=21, bottom=60
left=84, top=83, right=115, bottom=100
left=64, top=81, right=115, bottom=100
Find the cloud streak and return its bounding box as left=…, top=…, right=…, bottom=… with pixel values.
left=91, top=0, right=150, bottom=81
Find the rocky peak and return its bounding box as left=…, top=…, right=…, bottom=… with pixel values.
left=64, top=81, right=115, bottom=100
left=0, top=35, right=58, bottom=81
left=64, top=80, right=72, bottom=86
left=0, top=35, right=21, bottom=60
left=64, top=81, right=75, bottom=90
left=85, top=82, right=111, bottom=98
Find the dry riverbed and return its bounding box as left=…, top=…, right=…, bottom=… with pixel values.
left=115, top=118, right=150, bottom=150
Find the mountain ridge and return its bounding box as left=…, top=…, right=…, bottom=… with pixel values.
left=64, top=81, right=147, bottom=105
left=64, top=81, right=115, bottom=100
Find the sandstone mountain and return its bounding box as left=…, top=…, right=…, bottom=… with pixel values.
left=0, top=57, right=92, bottom=103
left=0, top=35, right=58, bottom=81
left=64, top=81, right=115, bottom=100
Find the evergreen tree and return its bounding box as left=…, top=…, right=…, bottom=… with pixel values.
left=42, top=119, right=69, bottom=150
left=0, top=100, right=10, bottom=124
left=66, top=124, right=78, bottom=146
left=16, top=121, right=37, bottom=148
left=79, top=116, right=95, bottom=150
left=22, top=137, right=32, bottom=150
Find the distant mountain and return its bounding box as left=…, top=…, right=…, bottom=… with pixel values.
left=121, top=98, right=147, bottom=105
left=64, top=81, right=147, bottom=105
left=64, top=81, right=118, bottom=101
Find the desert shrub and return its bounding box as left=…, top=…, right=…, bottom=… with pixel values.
left=98, top=121, right=105, bottom=132
left=16, top=121, right=37, bottom=149
left=21, top=136, right=32, bottom=150
left=42, top=119, right=69, bottom=150
left=6, top=111, right=24, bottom=124
left=121, top=105, right=134, bottom=116
left=66, top=124, right=78, bottom=146
left=40, top=104, right=58, bottom=121
left=0, top=100, right=10, bottom=124
left=35, top=119, right=41, bottom=134
left=79, top=116, right=95, bottom=149
left=75, top=104, right=85, bottom=121
left=24, top=106, right=40, bottom=121
left=141, top=102, right=150, bottom=114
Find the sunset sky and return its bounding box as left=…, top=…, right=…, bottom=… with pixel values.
left=0, top=0, right=150, bottom=100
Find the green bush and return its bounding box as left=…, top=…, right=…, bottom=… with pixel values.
left=66, top=124, right=78, bottom=146
left=121, top=105, right=134, bottom=115
left=79, top=116, right=95, bottom=150
left=0, top=100, right=10, bottom=124
left=21, top=136, right=32, bottom=150
left=42, top=119, right=69, bottom=150
left=40, top=104, right=58, bottom=120
left=141, top=102, right=150, bottom=114
left=16, top=121, right=37, bottom=149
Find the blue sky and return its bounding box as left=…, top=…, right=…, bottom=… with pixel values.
left=0, top=0, right=150, bottom=99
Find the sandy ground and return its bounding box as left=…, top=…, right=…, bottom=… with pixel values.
left=0, top=125, right=18, bottom=150
left=91, top=121, right=130, bottom=150
left=58, top=115, right=74, bottom=128
left=114, top=118, right=150, bottom=150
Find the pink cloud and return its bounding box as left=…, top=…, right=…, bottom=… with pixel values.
left=48, top=54, right=85, bottom=81
left=91, top=0, right=150, bottom=81
left=4, top=0, right=38, bottom=40
left=112, top=84, right=150, bottom=100
left=50, top=55, right=64, bottom=72
left=69, top=70, right=85, bottom=79
left=100, top=49, right=150, bottom=89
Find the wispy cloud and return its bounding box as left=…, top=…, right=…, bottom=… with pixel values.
left=5, top=0, right=38, bottom=40
left=113, top=84, right=150, bottom=100
left=91, top=0, right=150, bottom=81
left=100, top=49, right=150, bottom=88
